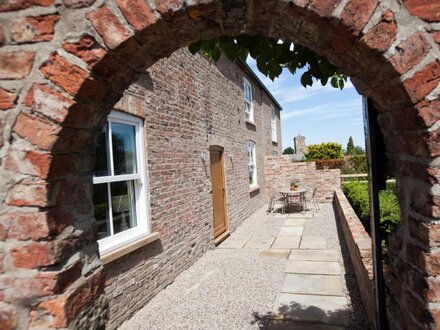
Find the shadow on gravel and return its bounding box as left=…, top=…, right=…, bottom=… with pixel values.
left=251, top=301, right=350, bottom=329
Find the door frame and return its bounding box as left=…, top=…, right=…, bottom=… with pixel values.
left=209, top=145, right=229, bottom=244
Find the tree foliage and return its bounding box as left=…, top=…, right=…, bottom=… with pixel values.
left=354, top=145, right=365, bottom=154
left=305, top=142, right=343, bottom=160
left=188, top=35, right=347, bottom=89
left=342, top=154, right=368, bottom=174
left=283, top=147, right=294, bottom=155
left=346, top=136, right=355, bottom=155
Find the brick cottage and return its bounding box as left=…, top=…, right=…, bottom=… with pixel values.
left=97, top=49, right=282, bottom=328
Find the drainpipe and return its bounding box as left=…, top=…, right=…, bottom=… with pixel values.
left=363, top=97, right=388, bottom=329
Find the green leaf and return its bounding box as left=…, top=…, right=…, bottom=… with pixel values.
left=188, top=41, right=201, bottom=55
left=300, top=71, right=313, bottom=88
left=330, top=76, right=338, bottom=89
left=219, top=37, right=237, bottom=61
left=256, top=55, right=268, bottom=76
left=268, top=60, right=282, bottom=80
left=237, top=48, right=249, bottom=62
left=188, top=34, right=347, bottom=90
left=211, top=46, right=221, bottom=62
left=338, top=78, right=344, bottom=90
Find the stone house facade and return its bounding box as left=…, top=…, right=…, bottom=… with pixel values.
left=100, top=49, right=282, bottom=327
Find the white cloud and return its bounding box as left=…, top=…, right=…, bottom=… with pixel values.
left=275, top=80, right=355, bottom=104
left=281, top=98, right=361, bottom=121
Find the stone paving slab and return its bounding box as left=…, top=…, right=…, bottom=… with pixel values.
left=217, top=236, right=251, bottom=249
left=268, top=320, right=344, bottom=330
left=271, top=236, right=301, bottom=249
left=299, top=236, right=327, bottom=250
left=286, top=260, right=341, bottom=275
left=258, top=249, right=291, bottom=259
left=287, top=213, right=313, bottom=219
left=244, top=237, right=276, bottom=249
left=282, top=274, right=344, bottom=296
left=273, top=293, right=350, bottom=326
left=289, top=249, right=339, bottom=262
left=278, top=227, right=303, bottom=237
left=284, top=218, right=306, bottom=227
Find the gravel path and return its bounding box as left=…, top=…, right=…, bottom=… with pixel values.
left=119, top=207, right=286, bottom=330
left=119, top=204, right=370, bottom=330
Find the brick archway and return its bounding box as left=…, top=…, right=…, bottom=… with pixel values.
left=0, top=1, right=439, bottom=328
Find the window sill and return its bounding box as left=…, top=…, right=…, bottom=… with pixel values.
left=100, top=232, right=160, bottom=265
left=245, top=120, right=256, bottom=127
left=249, top=185, right=260, bottom=193
left=272, top=140, right=278, bottom=145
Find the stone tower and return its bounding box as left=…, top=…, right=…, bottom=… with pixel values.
left=294, top=134, right=307, bottom=156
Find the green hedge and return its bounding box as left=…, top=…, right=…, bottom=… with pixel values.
left=342, top=181, right=400, bottom=246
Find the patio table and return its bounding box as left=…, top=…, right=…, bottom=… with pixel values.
left=279, top=188, right=308, bottom=213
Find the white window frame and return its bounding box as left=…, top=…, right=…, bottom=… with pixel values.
left=271, top=106, right=277, bottom=143
left=243, top=78, right=254, bottom=122
left=93, top=110, right=149, bottom=255
left=247, top=141, right=257, bottom=188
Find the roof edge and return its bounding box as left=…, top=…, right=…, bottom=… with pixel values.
left=237, top=60, right=283, bottom=111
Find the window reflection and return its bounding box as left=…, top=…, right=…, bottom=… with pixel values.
left=111, top=180, right=137, bottom=234
left=93, top=129, right=109, bottom=177
left=94, top=183, right=110, bottom=239
left=112, top=122, right=137, bottom=175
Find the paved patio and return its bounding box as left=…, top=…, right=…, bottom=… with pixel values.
left=119, top=204, right=370, bottom=329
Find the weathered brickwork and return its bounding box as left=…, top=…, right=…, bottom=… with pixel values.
left=264, top=156, right=340, bottom=202
left=0, top=0, right=439, bottom=329
left=103, top=49, right=281, bottom=328
left=334, top=189, right=375, bottom=328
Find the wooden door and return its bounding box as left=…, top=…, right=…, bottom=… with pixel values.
left=209, top=148, right=228, bottom=240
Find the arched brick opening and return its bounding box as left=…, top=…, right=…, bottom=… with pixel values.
left=0, top=0, right=439, bottom=329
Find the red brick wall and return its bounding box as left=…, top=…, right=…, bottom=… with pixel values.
left=103, top=48, right=281, bottom=328
left=0, top=1, right=439, bottom=329
left=333, top=189, right=375, bottom=328
left=264, top=156, right=341, bottom=202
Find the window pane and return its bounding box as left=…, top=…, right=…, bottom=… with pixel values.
left=93, top=129, right=109, bottom=177
left=111, top=180, right=137, bottom=234
left=112, top=122, right=137, bottom=175
left=245, top=109, right=250, bottom=120
left=93, top=183, right=110, bottom=239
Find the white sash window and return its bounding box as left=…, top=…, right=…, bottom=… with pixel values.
left=247, top=141, right=257, bottom=188
left=243, top=78, right=253, bottom=122
left=92, top=111, right=149, bottom=254
left=271, top=106, right=277, bottom=142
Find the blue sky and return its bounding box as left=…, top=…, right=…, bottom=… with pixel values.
left=247, top=58, right=365, bottom=151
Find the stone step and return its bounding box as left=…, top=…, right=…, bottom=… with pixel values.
left=289, top=249, right=339, bottom=262
left=299, top=236, right=327, bottom=250
left=282, top=274, right=344, bottom=296
left=287, top=213, right=313, bottom=219
left=273, top=293, right=350, bottom=326
left=286, top=260, right=341, bottom=275
left=284, top=218, right=306, bottom=227
left=243, top=237, right=276, bottom=249
left=258, top=249, right=290, bottom=259
left=268, top=320, right=345, bottom=330
left=271, top=236, right=301, bottom=249
left=278, top=227, right=304, bottom=237
left=216, top=236, right=250, bottom=249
